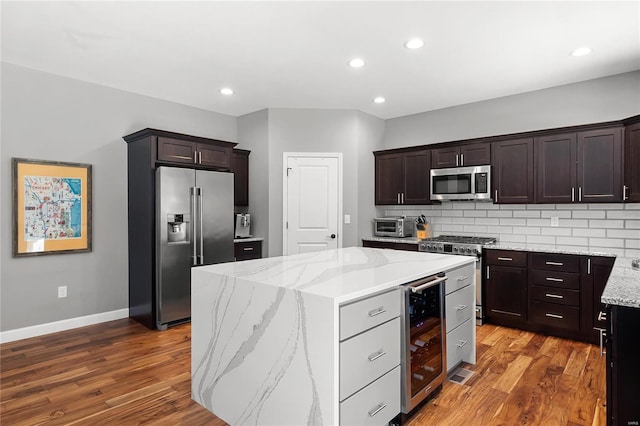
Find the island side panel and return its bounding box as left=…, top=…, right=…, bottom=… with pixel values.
left=191, top=268, right=337, bottom=425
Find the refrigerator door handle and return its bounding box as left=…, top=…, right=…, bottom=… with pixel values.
left=198, top=187, right=204, bottom=265
left=191, top=187, right=198, bottom=265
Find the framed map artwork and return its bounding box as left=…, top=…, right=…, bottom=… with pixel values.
left=12, top=158, right=92, bottom=257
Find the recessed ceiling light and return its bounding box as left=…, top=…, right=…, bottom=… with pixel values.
left=373, top=97, right=386, bottom=104
left=571, top=47, right=592, bottom=57
left=348, top=58, right=365, bottom=68
left=404, top=38, right=424, bottom=49
left=220, top=88, right=234, bottom=95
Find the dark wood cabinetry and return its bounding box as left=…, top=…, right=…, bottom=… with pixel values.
left=491, top=138, right=534, bottom=203
left=606, top=305, right=640, bottom=426
left=535, top=127, right=623, bottom=203
left=624, top=120, right=640, bottom=202
left=374, top=150, right=432, bottom=205
left=581, top=256, right=615, bottom=343
left=362, top=239, right=418, bottom=251
left=155, top=134, right=235, bottom=170
left=231, top=149, right=250, bottom=206
left=484, top=250, right=528, bottom=326
left=234, top=240, right=262, bottom=261
left=431, top=143, right=490, bottom=169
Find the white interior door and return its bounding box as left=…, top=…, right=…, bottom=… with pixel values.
left=284, top=153, right=342, bottom=255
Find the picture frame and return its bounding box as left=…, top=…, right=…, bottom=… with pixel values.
left=12, top=158, right=92, bottom=257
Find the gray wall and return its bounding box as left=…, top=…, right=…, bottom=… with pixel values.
left=383, top=71, right=640, bottom=149
left=0, top=63, right=237, bottom=331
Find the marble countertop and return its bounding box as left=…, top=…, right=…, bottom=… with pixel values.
left=483, top=243, right=616, bottom=258
left=233, top=237, right=263, bottom=243
left=194, top=246, right=474, bottom=304
left=601, top=258, right=640, bottom=308
left=362, top=236, right=420, bottom=244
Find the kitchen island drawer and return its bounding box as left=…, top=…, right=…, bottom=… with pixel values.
left=234, top=240, right=262, bottom=261
left=530, top=285, right=579, bottom=306
left=445, top=262, right=475, bottom=295
left=340, top=317, right=401, bottom=400
left=529, top=269, right=579, bottom=290
left=529, top=301, right=579, bottom=331
left=445, top=284, right=474, bottom=333
left=340, top=289, right=400, bottom=341
left=485, top=249, right=527, bottom=267
left=530, top=253, right=580, bottom=273
left=340, top=366, right=401, bottom=426
left=446, top=318, right=473, bottom=372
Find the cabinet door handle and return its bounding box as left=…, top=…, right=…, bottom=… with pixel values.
left=397, top=193, right=400, bottom=204
left=368, top=350, right=386, bottom=362
left=571, top=187, right=575, bottom=202
left=624, top=185, right=629, bottom=201
left=588, top=258, right=591, bottom=275
left=456, top=154, right=459, bottom=167
left=401, top=192, right=405, bottom=204
left=242, top=247, right=254, bottom=251
left=598, top=311, right=607, bottom=321
left=198, top=151, right=202, bottom=164
left=598, top=329, right=607, bottom=357
left=495, top=189, right=498, bottom=203
left=545, top=261, right=563, bottom=266
left=460, top=153, right=464, bottom=166
left=193, top=151, right=198, bottom=164
left=545, top=293, right=564, bottom=299
left=368, top=403, right=387, bottom=417
left=546, top=277, right=564, bottom=282
left=498, top=257, right=513, bottom=261
left=456, top=340, right=468, bottom=348
left=579, top=186, right=582, bottom=202
left=368, top=307, right=387, bottom=317
left=456, top=304, right=468, bottom=311
left=545, top=313, right=564, bottom=319
left=486, top=266, right=490, bottom=279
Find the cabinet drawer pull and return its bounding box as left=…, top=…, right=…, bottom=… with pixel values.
left=545, top=293, right=564, bottom=299
left=242, top=247, right=254, bottom=251
left=457, top=276, right=469, bottom=282
left=368, top=307, right=387, bottom=317
left=545, top=313, right=564, bottom=319
left=491, top=309, right=521, bottom=317
left=598, top=311, right=607, bottom=321
left=368, top=403, right=387, bottom=417
left=545, top=261, right=564, bottom=266
left=368, top=350, right=386, bottom=362
left=497, top=257, right=513, bottom=261
left=456, top=304, right=468, bottom=311
left=545, top=277, right=564, bottom=282
left=456, top=340, right=468, bottom=348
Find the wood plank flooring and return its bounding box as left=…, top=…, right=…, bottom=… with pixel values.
left=1, top=319, right=605, bottom=425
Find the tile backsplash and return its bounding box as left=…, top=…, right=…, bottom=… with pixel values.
left=382, top=203, right=640, bottom=264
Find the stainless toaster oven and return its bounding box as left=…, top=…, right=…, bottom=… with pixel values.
left=373, top=217, right=415, bottom=238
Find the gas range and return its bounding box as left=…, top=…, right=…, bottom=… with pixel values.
left=418, top=235, right=497, bottom=257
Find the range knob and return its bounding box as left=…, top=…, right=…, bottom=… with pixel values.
left=453, top=247, right=458, bottom=252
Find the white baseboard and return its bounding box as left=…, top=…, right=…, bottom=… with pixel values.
left=0, top=308, right=129, bottom=344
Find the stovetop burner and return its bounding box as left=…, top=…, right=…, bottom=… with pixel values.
left=423, top=235, right=497, bottom=244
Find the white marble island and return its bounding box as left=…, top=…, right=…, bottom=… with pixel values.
left=191, top=247, right=475, bottom=426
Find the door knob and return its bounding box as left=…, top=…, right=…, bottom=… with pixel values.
left=330, top=234, right=336, bottom=239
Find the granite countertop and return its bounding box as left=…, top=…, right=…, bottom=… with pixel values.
left=483, top=243, right=617, bottom=258
left=233, top=237, right=264, bottom=243
left=362, top=236, right=420, bottom=244
left=601, top=258, right=640, bottom=308
left=193, top=246, right=474, bottom=304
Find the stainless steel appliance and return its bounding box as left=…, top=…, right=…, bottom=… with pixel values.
left=430, top=165, right=491, bottom=201
left=373, top=217, right=415, bottom=238
left=418, top=235, right=497, bottom=325
left=401, top=273, right=447, bottom=413
left=234, top=213, right=251, bottom=238
left=156, top=166, right=234, bottom=330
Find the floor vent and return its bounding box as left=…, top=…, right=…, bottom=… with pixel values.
left=448, top=367, right=474, bottom=385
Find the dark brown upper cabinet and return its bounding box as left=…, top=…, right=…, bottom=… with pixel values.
left=624, top=120, right=640, bottom=202
left=431, top=143, right=490, bottom=169
left=231, top=149, right=250, bottom=206
left=492, top=138, right=534, bottom=204
left=536, top=127, right=623, bottom=203
left=375, top=149, right=432, bottom=205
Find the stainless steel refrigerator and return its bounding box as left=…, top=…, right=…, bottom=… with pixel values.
left=155, top=166, right=234, bottom=330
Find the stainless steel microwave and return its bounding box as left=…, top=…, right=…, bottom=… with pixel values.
left=373, top=217, right=415, bottom=238
left=430, top=165, right=491, bottom=201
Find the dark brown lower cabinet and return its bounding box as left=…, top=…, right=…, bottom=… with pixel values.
left=606, top=305, right=640, bottom=426
left=234, top=240, right=262, bottom=261
left=362, top=240, right=418, bottom=252
left=484, top=250, right=528, bottom=327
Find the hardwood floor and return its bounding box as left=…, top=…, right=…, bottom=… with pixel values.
left=1, top=319, right=605, bottom=425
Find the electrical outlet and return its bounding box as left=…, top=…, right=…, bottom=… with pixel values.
left=58, top=286, right=67, bottom=298
left=550, top=217, right=559, bottom=227
left=344, top=214, right=351, bottom=224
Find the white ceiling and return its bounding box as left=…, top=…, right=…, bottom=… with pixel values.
left=2, top=1, right=639, bottom=120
